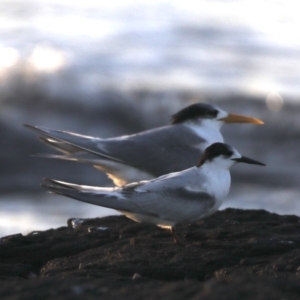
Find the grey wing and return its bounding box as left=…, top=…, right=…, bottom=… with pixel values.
left=167, top=187, right=217, bottom=222
left=127, top=184, right=217, bottom=224
left=24, top=124, right=124, bottom=163
left=25, top=124, right=204, bottom=176
left=101, top=124, right=205, bottom=176
left=42, top=178, right=140, bottom=212
left=38, top=137, right=83, bottom=155
left=120, top=170, right=217, bottom=223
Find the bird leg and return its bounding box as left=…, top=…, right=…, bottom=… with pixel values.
left=170, top=227, right=180, bottom=244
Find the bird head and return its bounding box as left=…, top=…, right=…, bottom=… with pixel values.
left=170, top=103, right=263, bottom=129
left=197, top=142, right=266, bottom=169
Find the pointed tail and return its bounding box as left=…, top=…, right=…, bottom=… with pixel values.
left=41, top=178, right=136, bottom=212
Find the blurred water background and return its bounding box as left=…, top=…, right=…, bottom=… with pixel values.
left=0, top=0, right=299, bottom=237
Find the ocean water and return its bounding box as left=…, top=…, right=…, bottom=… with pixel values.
left=0, top=0, right=300, bottom=237
left=0, top=0, right=299, bottom=98
left=0, top=193, right=119, bottom=237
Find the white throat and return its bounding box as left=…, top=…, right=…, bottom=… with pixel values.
left=185, top=119, right=224, bottom=145
left=200, top=161, right=231, bottom=200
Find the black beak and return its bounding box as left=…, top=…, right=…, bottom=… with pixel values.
left=232, top=156, right=266, bottom=166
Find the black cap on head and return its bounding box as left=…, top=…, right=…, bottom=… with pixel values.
left=197, top=143, right=234, bottom=167
left=171, top=103, right=219, bottom=124
left=197, top=142, right=266, bottom=167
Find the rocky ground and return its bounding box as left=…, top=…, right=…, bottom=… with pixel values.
left=1, top=208, right=300, bottom=299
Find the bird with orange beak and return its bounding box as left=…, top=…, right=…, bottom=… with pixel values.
left=25, top=103, right=263, bottom=186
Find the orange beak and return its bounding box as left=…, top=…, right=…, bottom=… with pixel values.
left=219, top=114, right=264, bottom=124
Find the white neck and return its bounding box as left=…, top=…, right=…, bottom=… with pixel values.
left=199, top=160, right=231, bottom=200
left=185, top=119, right=224, bottom=144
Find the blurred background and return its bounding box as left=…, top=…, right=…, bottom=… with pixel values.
left=0, top=0, right=299, bottom=237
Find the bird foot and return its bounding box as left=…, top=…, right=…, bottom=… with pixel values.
left=170, top=227, right=184, bottom=246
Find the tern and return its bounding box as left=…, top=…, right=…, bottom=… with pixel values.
left=26, top=103, right=263, bottom=186
left=42, top=143, right=265, bottom=243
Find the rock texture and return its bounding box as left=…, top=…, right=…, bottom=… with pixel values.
left=1, top=208, right=300, bottom=299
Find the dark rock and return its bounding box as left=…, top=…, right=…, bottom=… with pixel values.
left=1, top=209, right=300, bottom=299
